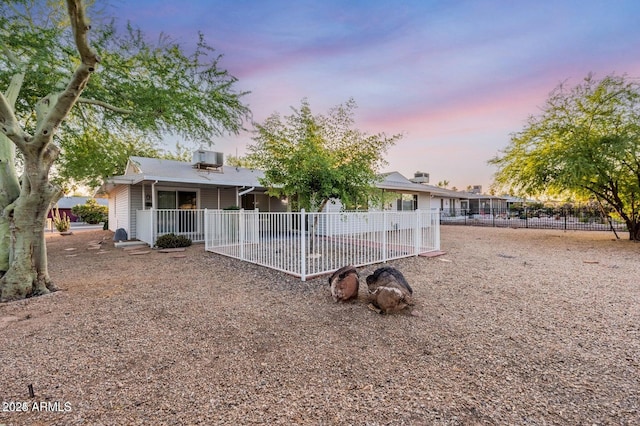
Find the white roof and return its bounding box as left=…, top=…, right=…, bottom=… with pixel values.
left=102, top=157, right=500, bottom=201
left=104, top=156, right=266, bottom=190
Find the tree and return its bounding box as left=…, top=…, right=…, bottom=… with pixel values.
left=490, top=74, right=640, bottom=240
left=0, top=0, right=250, bottom=300
left=437, top=180, right=449, bottom=188
left=245, top=98, right=402, bottom=212
left=71, top=198, right=107, bottom=224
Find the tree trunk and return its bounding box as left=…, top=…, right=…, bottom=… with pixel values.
left=1, top=73, right=25, bottom=274
left=0, top=152, right=59, bottom=301
left=628, top=220, right=640, bottom=241
left=0, top=149, right=20, bottom=273
left=0, top=197, right=54, bottom=300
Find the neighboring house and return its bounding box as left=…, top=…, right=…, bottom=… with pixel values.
left=48, top=196, right=109, bottom=222
left=461, top=192, right=508, bottom=215
left=97, top=152, right=465, bottom=241
left=373, top=171, right=463, bottom=212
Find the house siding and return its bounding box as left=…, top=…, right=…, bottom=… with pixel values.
left=200, top=187, right=218, bottom=209
left=219, top=188, right=237, bottom=209
left=130, top=185, right=143, bottom=238
left=416, top=193, right=431, bottom=210
left=113, top=185, right=130, bottom=235
left=108, top=197, right=116, bottom=230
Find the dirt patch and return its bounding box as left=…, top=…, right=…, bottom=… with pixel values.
left=1, top=227, right=639, bottom=425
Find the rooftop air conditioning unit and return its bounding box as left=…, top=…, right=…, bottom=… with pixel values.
left=412, top=171, right=429, bottom=184
left=192, top=150, right=224, bottom=168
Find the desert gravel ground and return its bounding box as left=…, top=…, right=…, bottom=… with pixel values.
left=0, top=226, right=639, bottom=425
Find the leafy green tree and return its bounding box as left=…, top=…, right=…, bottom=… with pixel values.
left=490, top=74, right=640, bottom=240
left=71, top=198, right=107, bottom=224
left=0, top=0, right=250, bottom=300
left=246, top=98, right=402, bottom=212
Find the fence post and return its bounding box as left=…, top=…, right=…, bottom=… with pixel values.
left=150, top=208, right=156, bottom=246
left=300, top=209, right=306, bottom=281
left=382, top=210, right=387, bottom=263
left=434, top=209, right=441, bottom=251
left=204, top=208, right=209, bottom=250
left=414, top=209, right=421, bottom=255
left=239, top=209, right=245, bottom=260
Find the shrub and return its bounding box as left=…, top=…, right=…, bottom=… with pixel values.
left=155, top=233, right=192, bottom=249
left=71, top=198, right=108, bottom=224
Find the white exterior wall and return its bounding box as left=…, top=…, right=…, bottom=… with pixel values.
left=219, top=188, right=237, bottom=208
left=416, top=193, right=431, bottom=210
left=112, top=185, right=130, bottom=235
left=108, top=196, right=117, bottom=232
left=200, top=187, right=218, bottom=209
left=431, top=196, right=460, bottom=213
left=130, top=185, right=143, bottom=238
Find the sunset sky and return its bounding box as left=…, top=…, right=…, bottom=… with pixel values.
left=109, top=0, right=640, bottom=192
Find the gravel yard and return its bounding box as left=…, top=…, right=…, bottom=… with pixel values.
left=1, top=226, right=639, bottom=425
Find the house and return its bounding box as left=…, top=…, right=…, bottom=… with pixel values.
left=98, top=153, right=290, bottom=240
left=98, top=153, right=463, bottom=242
left=461, top=192, right=508, bottom=215
left=374, top=171, right=462, bottom=212
left=48, top=196, right=109, bottom=222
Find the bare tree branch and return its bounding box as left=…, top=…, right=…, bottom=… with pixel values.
left=77, top=97, right=134, bottom=114
left=33, top=0, right=100, bottom=146
left=0, top=44, right=23, bottom=68
left=0, top=92, right=30, bottom=150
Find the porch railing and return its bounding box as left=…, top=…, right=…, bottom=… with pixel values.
left=136, top=209, right=205, bottom=246
left=204, top=209, right=440, bottom=281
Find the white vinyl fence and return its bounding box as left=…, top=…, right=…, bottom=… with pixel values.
left=205, top=209, right=440, bottom=281
left=136, top=209, right=205, bottom=245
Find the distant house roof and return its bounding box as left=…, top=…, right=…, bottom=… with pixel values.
left=55, top=196, right=108, bottom=209
left=457, top=192, right=506, bottom=201
left=377, top=172, right=435, bottom=193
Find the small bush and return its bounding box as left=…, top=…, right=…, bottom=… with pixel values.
left=71, top=198, right=108, bottom=224
left=155, top=233, right=192, bottom=249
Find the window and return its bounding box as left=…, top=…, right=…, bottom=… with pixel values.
left=396, top=194, right=417, bottom=211
left=157, top=190, right=198, bottom=209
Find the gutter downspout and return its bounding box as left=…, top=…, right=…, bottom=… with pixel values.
left=237, top=186, right=255, bottom=207
left=239, top=186, right=255, bottom=197
left=151, top=180, right=158, bottom=208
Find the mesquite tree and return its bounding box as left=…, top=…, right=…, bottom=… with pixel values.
left=246, top=98, right=402, bottom=212
left=0, top=0, right=249, bottom=300
left=490, top=74, right=640, bottom=240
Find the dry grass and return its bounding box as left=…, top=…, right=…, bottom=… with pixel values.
left=0, top=226, right=639, bottom=425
